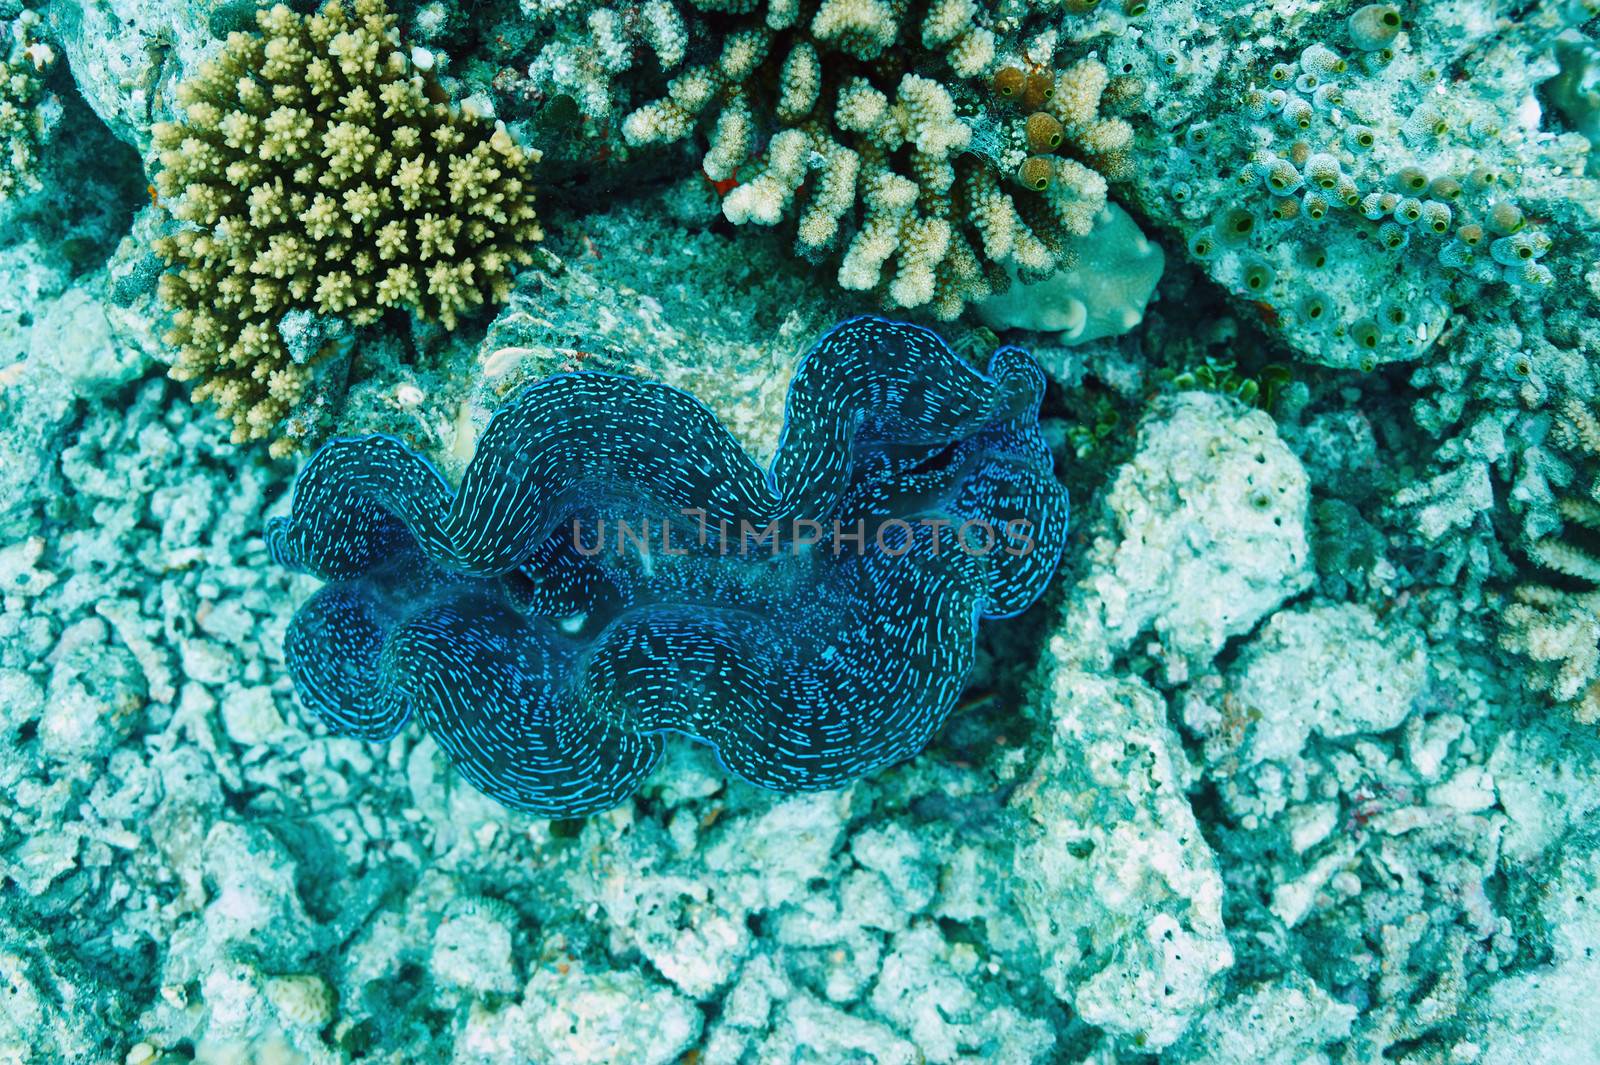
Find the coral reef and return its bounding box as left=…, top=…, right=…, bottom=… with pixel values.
left=341, top=184, right=856, bottom=482
left=269, top=317, right=1068, bottom=813
left=1126, top=0, right=1600, bottom=369
left=6, top=0, right=1600, bottom=1057
left=1412, top=298, right=1600, bottom=718
left=0, top=273, right=160, bottom=538
left=1098, top=0, right=1600, bottom=727
left=1184, top=613, right=1526, bottom=1057
left=1138, top=8, right=1575, bottom=370
left=149, top=0, right=542, bottom=455
left=0, top=321, right=1591, bottom=1063
left=1471, top=828, right=1600, bottom=1062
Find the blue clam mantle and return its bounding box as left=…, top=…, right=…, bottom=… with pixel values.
left=267, top=317, right=1069, bottom=815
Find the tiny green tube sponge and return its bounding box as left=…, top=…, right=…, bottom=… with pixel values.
left=150, top=0, right=542, bottom=456
left=1347, top=3, right=1403, bottom=51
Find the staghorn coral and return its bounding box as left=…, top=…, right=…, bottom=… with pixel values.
left=267, top=317, right=1068, bottom=815
left=150, top=0, right=543, bottom=456
left=612, top=0, right=1135, bottom=318
left=0, top=11, right=53, bottom=201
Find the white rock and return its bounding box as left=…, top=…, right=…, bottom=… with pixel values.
left=1218, top=603, right=1428, bottom=767
left=1474, top=834, right=1600, bottom=1062
left=1063, top=392, right=1312, bottom=678
left=219, top=685, right=287, bottom=747
left=522, top=964, right=700, bottom=1064
left=432, top=904, right=520, bottom=996
left=978, top=203, right=1165, bottom=343
left=1428, top=766, right=1497, bottom=813
left=1012, top=668, right=1233, bottom=1051
left=1167, top=975, right=1356, bottom=1064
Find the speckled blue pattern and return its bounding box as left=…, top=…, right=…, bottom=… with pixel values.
left=267, top=317, right=1069, bottom=815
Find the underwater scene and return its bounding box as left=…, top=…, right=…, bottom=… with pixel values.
left=2, top=0, right=1599, bottom=1059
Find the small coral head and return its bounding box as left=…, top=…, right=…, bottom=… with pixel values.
left=147, top=0, right=541, bottom=452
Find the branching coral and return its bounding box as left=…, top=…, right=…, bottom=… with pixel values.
left=521, top=0, right=689, bottom=122
left=1391, top=297, right=1600, bottom=711
left=1503, top=401, right=1600, bottom=723
left=610, top=0, right=1135, bottom=318
left=1503, top=583, right=1600, bottom=722
left=0, top=11, right=53, bottom=201
left=151, top=0, right=543, bottom=455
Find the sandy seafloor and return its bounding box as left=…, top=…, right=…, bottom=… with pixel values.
left=4, top=0, right=1600, bottom=1061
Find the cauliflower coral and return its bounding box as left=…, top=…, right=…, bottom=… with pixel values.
left=612, top=0, right=1135, bottom=319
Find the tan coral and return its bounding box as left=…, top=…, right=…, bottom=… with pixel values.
left=1503, top=586, right=1600, bottom=722
left=264, top=973, right=337, bottom=1028
left=1505, top=487, right=1600, bottom=726
left=151, top=0, right=541, bottom=454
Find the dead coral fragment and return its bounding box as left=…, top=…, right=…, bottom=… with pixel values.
left=151, top=0, right=542, bottom=454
